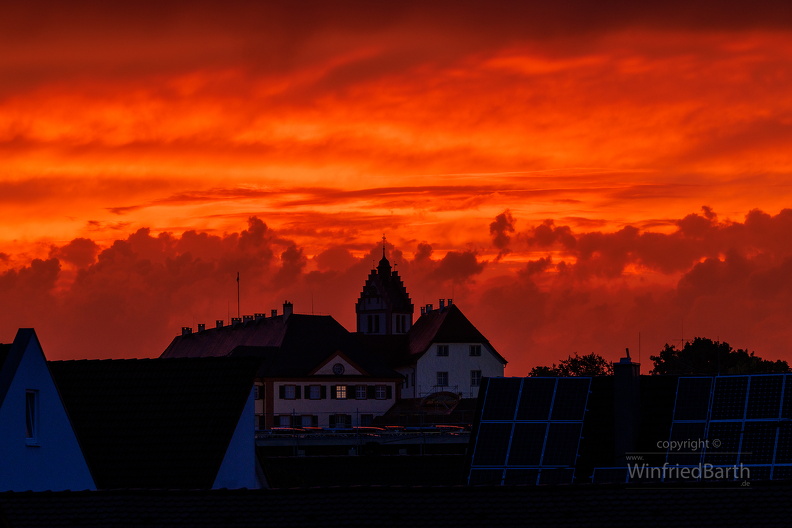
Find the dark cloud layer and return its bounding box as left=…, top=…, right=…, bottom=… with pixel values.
left=4, top=207, right=792, bottom=377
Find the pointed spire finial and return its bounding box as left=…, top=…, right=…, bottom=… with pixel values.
left=382, top=234, right=387, bottom=258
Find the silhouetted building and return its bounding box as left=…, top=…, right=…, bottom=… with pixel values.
left=356, top=245, right=413, bottom=335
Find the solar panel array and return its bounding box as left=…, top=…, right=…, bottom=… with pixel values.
left=468, top=376, right=591, bottom=486
left=659, top=374, right=792, bottom=482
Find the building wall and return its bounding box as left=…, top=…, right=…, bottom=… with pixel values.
left=213, top=388, right=260, bottom=489
left=267, top=380, right=398, bottom=428
left=415, top=342, right=504, bottom=398
left=0, top=334, right=95, bottom=492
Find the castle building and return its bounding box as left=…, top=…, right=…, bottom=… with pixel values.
left=354, top=248, right=506, bottom=399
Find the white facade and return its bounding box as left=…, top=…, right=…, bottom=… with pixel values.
left=401, top=342, right=505, bottom=399
left=0, top=330, right=95, bottom=492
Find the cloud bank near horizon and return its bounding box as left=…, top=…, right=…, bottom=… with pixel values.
left=4, top=207, right=792, bottom=375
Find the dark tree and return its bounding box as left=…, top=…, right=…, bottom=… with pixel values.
left=649, top=337, right=790, bottom=375
left=528, top=353, right=614, bottom=377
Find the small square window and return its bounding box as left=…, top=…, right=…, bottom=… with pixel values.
left=437, top=345, right=449, bottom=357
left=375, top=385, right=387, bottom=399
left=471, top=370, right=482, bottom=387
left=356, top=385, right=368, bottom=400
left=437, top=372, right=449, bottom=387
left=308, top=385, right=322, bottom=400
left=334, top=385, right=348, bottom=399
left=283, top=385, right=297, bottom=399
left=469, top=345, right=482, bottom=356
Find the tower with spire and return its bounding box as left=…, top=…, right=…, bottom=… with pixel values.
left=355, top=238, right=414, bottom=335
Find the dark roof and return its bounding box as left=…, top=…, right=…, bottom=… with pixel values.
left=163, top=313, right=401, bottom=379
left=47, top=357, right=260, bottom=490
left=2, top=483, right=792, bottom=528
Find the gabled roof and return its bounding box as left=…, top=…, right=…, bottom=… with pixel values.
left=407, top=304, right=506, bottom=364
left=163, top=313, right=401, bottom=379
left=47, top=357, right=260, bottom=490
left=0, top=329, right=40, bottom=408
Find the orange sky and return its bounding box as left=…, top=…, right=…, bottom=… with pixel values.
left=3, top=2, right=792, bottom=374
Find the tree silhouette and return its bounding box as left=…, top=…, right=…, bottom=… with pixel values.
left=649, top=337, right=789, bottom=375
left=528, top=352, right=614, bottom=377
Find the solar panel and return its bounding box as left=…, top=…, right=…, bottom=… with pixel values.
left=781, top=374, right=792, bottom=419
left=666, top=422, right=707, bottom=465
left=469, top=376, right=591, bottom=486
left=480, top=377, right=522, bottom=421
left=746, top=375, right=783, bottom=419
left=703, top=422, right=742, bottom=466
left=551, top=378, right=590, bottom=420
left=673, top=377, right=712, bottom=421
left=771, top=465, right=792, bottom=480
left=538, top=468, right=575, bottom=485
left=507, top=423, right=546, bottom=465
left=711, top=376, right=748, bottom=420
left=741, top=422, right=777, bottom=464
left=665, top=374, right=792, bottom=481
left=774, top=422, right=792, bottom=464
left=542, top=422, right=583, bottom=466
left=503, top=468, right=540, bottom=486
left=471, top=423, right=513, bottom=466
left=516, top=377, right=555, bottom=420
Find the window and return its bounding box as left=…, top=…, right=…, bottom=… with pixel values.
left=469, top=344, right=482, bottom=356
left=355, top=385, right=368, bottom=400
left=277, top=415, right=293, bottom=427
left=437, top=345, right=449, bottom=357
left=437, top=372, right=449, bottom=387
left=329, top=414, right=352, bottom=428
left=281, top=385, right=299, bottom=400
left=367, top=314, right=380, bottom=333
left=300, top=415, right=318, bottom=427
left=307, top=385, right=323, bottom=400
left=332, top=385, right=348, bottom=399
left=25, top=390, right=38, bottom=444
left=471, top=370, right=482, bottom=387
left=360, top=414, right=374, bottom=427
left=375, top=385, right=388, bottom=400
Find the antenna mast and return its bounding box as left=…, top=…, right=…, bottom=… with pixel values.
left=236, top=271, right=240, bottom=318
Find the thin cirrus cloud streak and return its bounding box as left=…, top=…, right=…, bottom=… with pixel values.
left=2, top=2, right=792, bottom=371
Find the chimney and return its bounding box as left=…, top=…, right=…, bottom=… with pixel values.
left=426, top=303, right=433, bottom=313
left=243, top=315, right=254, bottom=323
left=613, top=348, right=640, bottom=466
left=271, top=309, right=278, bottom=317
left=448, top=298, right=453, bottom=305
left=197, top=323, right=206, bottom=332
left=283, top=301, right=293, bottom=317
left=439, top=299, right=445, bottom=309
left=232, top=317, right=242, bottom=325
left=216, top=319, right=224, bottom=329
left=420, top=307, right=426, bottom=315
left=181, top=327, right=192, bottom=335
left=255, top=313, right=266, bottom=320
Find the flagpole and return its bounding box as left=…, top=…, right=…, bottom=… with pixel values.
left=236, top=271, right=240, bottom=318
